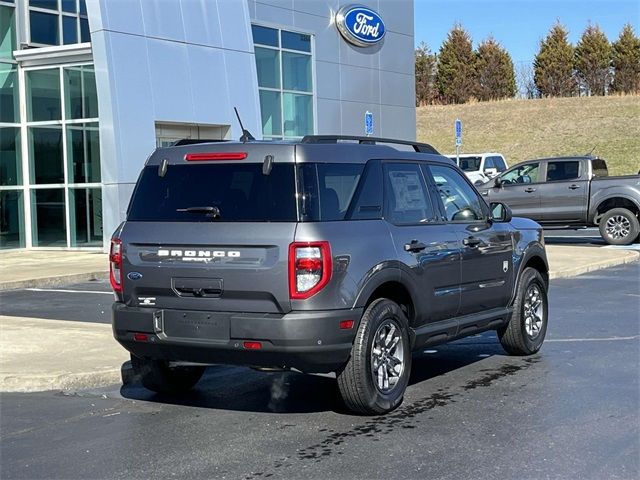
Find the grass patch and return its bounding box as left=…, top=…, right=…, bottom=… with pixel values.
left=417, top=95, right=640, bottom=176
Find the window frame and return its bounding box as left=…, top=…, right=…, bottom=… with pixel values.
left=252, top=22, right=316, bottom=140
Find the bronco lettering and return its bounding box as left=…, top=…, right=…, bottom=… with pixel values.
left=158, top=249, right=241, bottom=258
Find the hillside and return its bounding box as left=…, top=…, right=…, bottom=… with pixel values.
left=416, top=95, right=640, bottom=176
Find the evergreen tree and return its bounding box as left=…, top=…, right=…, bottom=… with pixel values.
left=534, top=22, right=575, bottom=97
left=475, top=37, right=516, bottom=101
left=574, top=24, right=612, bottom=96
left=415, top=42, right=438, bottom=106
left=611, top=24, right=640, bottom=93
left=436, top=24, right=476, bottom=104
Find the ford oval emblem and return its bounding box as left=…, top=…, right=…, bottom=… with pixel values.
left=127, top=271, right=143, bottom=281
left=336, top=5, right=386, bottom=47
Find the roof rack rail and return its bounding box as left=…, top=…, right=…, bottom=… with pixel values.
left=171, top=139, right=230, bottom=146
left=300, top=135, right=439, bottom=154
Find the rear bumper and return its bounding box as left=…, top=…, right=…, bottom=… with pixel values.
left=112, top=303, right=362, bottom=373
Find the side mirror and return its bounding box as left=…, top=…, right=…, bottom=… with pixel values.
left=490, top=202, right=512, bottom=223
left=484, top=167, right=498, bottom=177
left=494, top=177, right=503, bottom=188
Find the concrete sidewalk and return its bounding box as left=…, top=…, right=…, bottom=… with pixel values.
left=0, top=250, right=108, bottom=291
left=0, top=316, right=128, bottom=392
left=546, top=245, right=639, bottom=279
left=0, top=245, right=638, bottom=392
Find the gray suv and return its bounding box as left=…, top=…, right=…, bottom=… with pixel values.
left=111, top=136, right=549, bottom=414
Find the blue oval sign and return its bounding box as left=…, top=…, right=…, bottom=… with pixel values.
left=336, top=5, right=386, bottom=47
left=127, top=271, right=143, bottom=281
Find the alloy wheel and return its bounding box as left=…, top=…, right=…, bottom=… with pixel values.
left=371, top=320, right=404, bottom=393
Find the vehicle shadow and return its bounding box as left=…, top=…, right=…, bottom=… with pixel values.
left=119, top=333, right=508, bottom=415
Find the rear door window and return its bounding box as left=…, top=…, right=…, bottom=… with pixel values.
left=383, top=163, right=436, bottom=225
left=127, top=164, right=297, bottom=222
left=546, top=161, right=580, bottom=182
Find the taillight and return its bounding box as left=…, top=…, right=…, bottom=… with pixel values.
left=109, top=238, right=123, bottom=293
left=289, top=241, right=332, bottom=300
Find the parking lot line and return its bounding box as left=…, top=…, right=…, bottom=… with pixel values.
left=546, top=335, right=639, bottom=342
left=25, top=288, right=113, bottom=295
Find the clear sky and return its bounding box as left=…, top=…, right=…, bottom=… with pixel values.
left=414, top=0, right=640, bottom=66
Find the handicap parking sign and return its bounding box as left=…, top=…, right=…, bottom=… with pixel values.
left=365, top=111, right=373, bottom=136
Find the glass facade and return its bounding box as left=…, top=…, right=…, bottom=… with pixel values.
left=1, top=4, right=17, bottom=60
left=1, top=1, right=101, bottom=249
left=0, top=1, right=22, bottom=248
left=28, top=0, right=89, bottom=46
left=252, top=25, right=314, bottom=139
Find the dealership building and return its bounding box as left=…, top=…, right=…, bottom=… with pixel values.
left=0, top=0, right=416, bottom=251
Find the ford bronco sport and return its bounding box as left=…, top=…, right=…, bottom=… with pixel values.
left=111, top=135, right=549, bottom=414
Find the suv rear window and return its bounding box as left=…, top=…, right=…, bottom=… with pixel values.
left=458, top=156, right=482, bottom=172
left=127, top=164, right=297, bottom=222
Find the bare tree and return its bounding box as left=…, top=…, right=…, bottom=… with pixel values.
left=516, top=62, right=538, bottom=98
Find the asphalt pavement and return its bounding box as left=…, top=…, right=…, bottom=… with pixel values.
left=0, top=280, right=113, bottom=323
left=1, top=263, right=638, bottom=479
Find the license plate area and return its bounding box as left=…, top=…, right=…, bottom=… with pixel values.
left=162, top=311, right=230, bottom=341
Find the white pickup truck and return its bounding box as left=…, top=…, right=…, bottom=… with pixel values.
left=446, top=153, right=508, bottom=185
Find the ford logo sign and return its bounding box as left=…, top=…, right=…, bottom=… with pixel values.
left=127, top=271, right=143, bottom=281
left=336, top=5, right=386, bottom=47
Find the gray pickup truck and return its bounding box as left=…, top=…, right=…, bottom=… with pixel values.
left=478, top=156, right=640, bottom=245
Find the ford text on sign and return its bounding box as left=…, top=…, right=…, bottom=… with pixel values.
left=336, top=5, right=386, bottom=47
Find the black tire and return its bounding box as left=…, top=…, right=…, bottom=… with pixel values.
left=498, top=267, right=548, bottom=356
left=598, top=208, right=640, bottom=246
left=130, top=354, right=205, bottom=394
left=337, top=299, right=412, bottom=415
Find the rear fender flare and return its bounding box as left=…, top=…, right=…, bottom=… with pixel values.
left=352, top=263, right=422, bottom=320
left=590, top=192, right=640, bottom=225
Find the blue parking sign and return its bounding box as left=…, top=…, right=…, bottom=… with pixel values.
left=455, top=119, right=462, bottom=146
left=365, top=111, right=373, bottom=136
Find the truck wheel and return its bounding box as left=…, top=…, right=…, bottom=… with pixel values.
left=130, top=354, right=205, bottom=393
left=337, top=299, right=412, bottom=415
left=599, top=208, right=639, bottom=246
left=498, top=267, right=548, bottom=356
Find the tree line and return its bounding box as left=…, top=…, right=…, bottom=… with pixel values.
left=416, top=22, right=640, bottom=105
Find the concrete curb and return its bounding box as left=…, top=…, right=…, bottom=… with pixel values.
left=549, top=250, right=639, bottom=280
left=0, top=271, right=108, bottom=291
left=0, top=369, right=124, bottom=393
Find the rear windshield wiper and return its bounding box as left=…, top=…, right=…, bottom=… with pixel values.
left=176, top=206, right=221, bottom=219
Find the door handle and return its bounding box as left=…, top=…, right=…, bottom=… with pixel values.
left=568, top=184, right=581, bottom=190
left=404, top=240, right=427, bottom=252
left=463, top=236, right=482, bottom=248
left=524, top=187, right=536, bottom=193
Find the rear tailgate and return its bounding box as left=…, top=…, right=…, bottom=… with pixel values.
left=120, top=222, right=295, bottom=313
left=118, top=150, right=298, bottom=314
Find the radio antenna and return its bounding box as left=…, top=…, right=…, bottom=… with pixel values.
left=234, top=107, right=255, bottom=143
